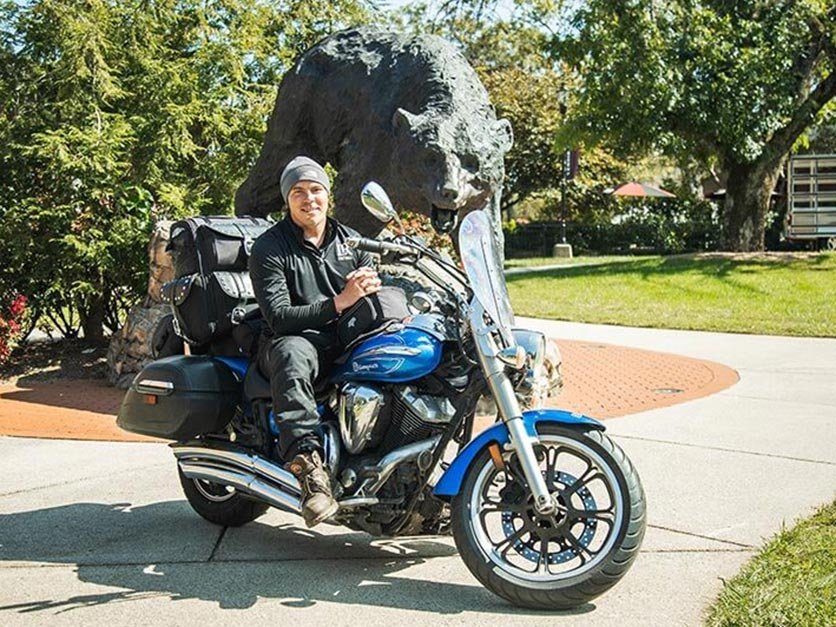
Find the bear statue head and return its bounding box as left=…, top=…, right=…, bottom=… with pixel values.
left=390, top=107, right=513, bottom=232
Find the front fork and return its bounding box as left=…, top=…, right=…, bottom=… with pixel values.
left=474, top=323, right=556, bottom=515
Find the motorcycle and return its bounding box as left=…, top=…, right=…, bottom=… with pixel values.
left=117, top=182, right=646, bottom=610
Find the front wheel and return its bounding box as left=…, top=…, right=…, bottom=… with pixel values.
left=451, top=425, right=646, bottom=610
left=178, top=467, right=270, bottom=527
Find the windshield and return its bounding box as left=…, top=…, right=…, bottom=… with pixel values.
left=459, top=210, right=515, bottom=346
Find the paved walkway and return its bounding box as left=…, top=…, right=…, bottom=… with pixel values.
left=1, top=320, right=834, bottom=626
left=0, top=339, right=736, bottom=441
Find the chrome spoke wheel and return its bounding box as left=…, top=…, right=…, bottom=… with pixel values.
left=467, top=433, right=624, bottom=583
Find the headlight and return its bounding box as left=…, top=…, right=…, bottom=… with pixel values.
left=511, top=329, right=549, bottom=408
left=512, top=328, right=546, bottom=370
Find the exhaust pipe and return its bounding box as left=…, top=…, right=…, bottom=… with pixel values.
left=361, top=436, right=442, bottom=495
left=178, top=461, right=301, bottom=513
left=173, top=445, right=301, bottom=495
left=173, top=444, right=303, bottom=514
left=173, top=436, right=442, bottom=513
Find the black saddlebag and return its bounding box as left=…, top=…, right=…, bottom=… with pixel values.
left=160, top=271, right=258, bottom=346
left=167, top=216, right=273, bottom=278
left=117, top=356, right=241, bottom=440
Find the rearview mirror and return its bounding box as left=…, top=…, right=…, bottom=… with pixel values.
left=361, top=181, right=397, bottom=223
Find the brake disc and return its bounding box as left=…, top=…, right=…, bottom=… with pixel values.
left=500, top=471, right=598, bottom=565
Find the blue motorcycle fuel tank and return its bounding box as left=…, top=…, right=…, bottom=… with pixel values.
left=331, top=323, right=444, bottom=384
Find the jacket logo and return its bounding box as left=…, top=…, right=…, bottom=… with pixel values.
left=336, top=242, right=354, bottom=260
left=347, top=317, right=356, bottom=328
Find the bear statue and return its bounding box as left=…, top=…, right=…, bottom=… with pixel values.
left=234, top=26, right=513, bottom=243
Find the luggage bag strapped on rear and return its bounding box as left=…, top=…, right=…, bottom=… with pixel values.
left=167, top=216, right=273, bottom=278
left=161, top=216, right=273, bottom=347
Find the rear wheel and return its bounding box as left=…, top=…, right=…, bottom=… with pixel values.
left=451, top=425, right=646, bottom=610
left=178, top=467, right=270, bottom=527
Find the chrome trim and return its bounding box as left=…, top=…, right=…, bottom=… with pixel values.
left=361, top=181, right=398, bottom=223
left=339, top=384, right=385, bottom=454
left=397, top=387, right=456, bottom=424
left=497, top=345, right=526, bottom=369
left=363, top=436, right=441, bottom=495
left=512, top=328, right=551, bottom=408
left=504, top=417, right=554, bottom=514
left=193, top=477, right=236, bottom=503
left=173, top=437, right=441, bottom=521
left=173, top=445, right=301, bottom=495
left=136, top=379, right=175, bottom=395
left=178, top=461, right=302, bottom=513
left=470, top=300, right=555, bottom=515
left=409, top=291, right=434, bottom=313
left=337, top=497, right=380, bottom=508
left=355, top=346, right=423, bottom=358
left=321, top=422, right=341, bottom=472
left=252, top=458, right=302, bottom=496
left=512, top=328, right=546, bottom=370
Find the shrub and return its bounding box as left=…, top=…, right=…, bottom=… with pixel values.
left=0, top=295, right=27, bottom=365
left=0, top=0, right=370, bottom=341
left=505, top=195, right=719, bottom=257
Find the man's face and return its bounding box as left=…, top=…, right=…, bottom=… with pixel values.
left=287, top=180, right=329, bottom=231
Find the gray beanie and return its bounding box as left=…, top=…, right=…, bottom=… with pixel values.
left=280, top=156, right=330, bottom=203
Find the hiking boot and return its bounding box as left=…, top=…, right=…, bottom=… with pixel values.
left=286, top=450, right=338, bottom=528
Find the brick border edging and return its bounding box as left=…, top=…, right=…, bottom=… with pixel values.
left=0, top=339, right=739, bottom=442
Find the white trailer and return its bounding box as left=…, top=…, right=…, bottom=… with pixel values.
left=786, top=154, right=836, bottom=250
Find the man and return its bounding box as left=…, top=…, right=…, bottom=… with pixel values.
left=249, top=155, right=381, bottom=527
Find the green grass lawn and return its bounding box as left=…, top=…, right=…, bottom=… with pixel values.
left=504, top=255, right=636, bottom=269
left=706, top=500, right=836, bottom=626
left=507, top=253, right=836, bottom=337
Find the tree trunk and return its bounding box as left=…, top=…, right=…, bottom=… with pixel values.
left=80, top=294, right=106, bottom=344
left=721, top=158, right=786, bottom=251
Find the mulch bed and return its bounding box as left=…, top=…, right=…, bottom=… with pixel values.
left=0, top=338, right=109, bottom=386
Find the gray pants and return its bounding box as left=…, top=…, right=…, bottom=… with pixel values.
left=257, top=332, right=341, bottom=460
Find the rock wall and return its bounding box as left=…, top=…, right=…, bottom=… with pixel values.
left=106, top=221, right=176, bottom=389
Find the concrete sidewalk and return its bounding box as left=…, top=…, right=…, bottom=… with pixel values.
left=1, top=320, right=834, bottom=626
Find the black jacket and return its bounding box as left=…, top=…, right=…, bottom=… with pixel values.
left=249, top=215, right=374, bottom=337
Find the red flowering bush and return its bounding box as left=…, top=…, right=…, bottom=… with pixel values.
left=398, top=211, right=458, bottom=256
left=0, top=295, right=27, bottom=365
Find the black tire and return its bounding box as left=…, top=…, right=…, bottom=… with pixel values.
left=451, top=425, right=646, bottom=610
left=178, top=467, right=270, bottom=527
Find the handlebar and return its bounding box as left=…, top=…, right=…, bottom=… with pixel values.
left=348, top=235, right=471, bottom=307
left=346, top=237, right=415, bottom=256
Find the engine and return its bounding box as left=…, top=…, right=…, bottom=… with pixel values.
left=337, top=383, right=456, bottom=455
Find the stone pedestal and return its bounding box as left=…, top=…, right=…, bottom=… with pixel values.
left=106, top=303, right=172, bottom=389
left=552, top=243, right=573, bottom=258
left=106, top=221, right=176, bottom=388
left=146, top=220, right=175, bottom=302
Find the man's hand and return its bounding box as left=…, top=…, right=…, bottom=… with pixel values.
left=334, top=266, right=381, bottom=314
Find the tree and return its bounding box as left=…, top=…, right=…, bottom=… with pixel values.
left=558, top=1, right=836, bottom=251
left=468, top=27, right=568, bottom=213
left=0, top=0, right=369, bottom=341
left=802, top=103, right=836, bottom=152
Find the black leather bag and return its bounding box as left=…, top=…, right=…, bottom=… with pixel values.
left=161, top=271, right=258, bottom=346
left=167, top=216, right=273, bottom=278
left=337, top=286, right=410, bottom=348
left=231, top=310, right=267, bottom=358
